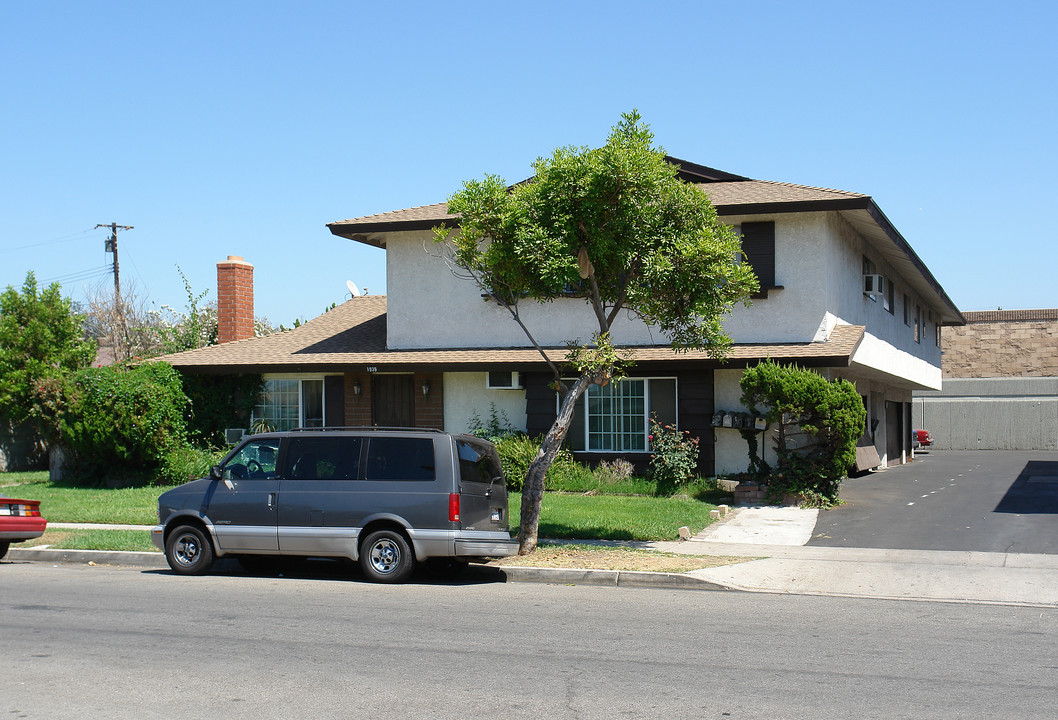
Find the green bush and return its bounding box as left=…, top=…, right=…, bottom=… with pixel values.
left=155, top=444, right=226, bottom=485
left=59, top=362, right=191, bottom=482
left=493, top=434, right=590, bottom=491
left=648, top=417, right=701, bottom=495
left=181, top=373, right=262, bottom=446
left=740, top=360, right=865, bottom=506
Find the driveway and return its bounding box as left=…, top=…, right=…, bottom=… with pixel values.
left=810, top=450, right=1058, bottom=554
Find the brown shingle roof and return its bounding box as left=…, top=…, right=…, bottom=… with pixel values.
left=157, top=296, right=864, bottom=373
left=326, top=181, right=869, bottom=241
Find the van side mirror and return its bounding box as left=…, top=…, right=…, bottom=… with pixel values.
left=210, top=465, right=223, bottom=481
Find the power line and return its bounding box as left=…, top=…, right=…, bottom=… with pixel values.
left=0, top=227, right=103, bottom=254
left=43, top=265, right=114, bottom=284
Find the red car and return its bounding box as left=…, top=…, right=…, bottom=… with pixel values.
left=913, top=429, right=933, bottom=449
left=0, top=495, right=47, bottom=560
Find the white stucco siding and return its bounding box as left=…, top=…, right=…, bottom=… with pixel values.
left=824, top=213, right=943, bottom=369
left=720, top=213, right=831, bottom=343
left=846, top=331, right=943, bottom=391
left=712, top=369, right=780, bottom=475
left=442, top=372, right=528, bottom=435
left=386, top=231, right=662, bottom=349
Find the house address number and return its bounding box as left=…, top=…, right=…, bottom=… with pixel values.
left=366, top=366, right=378, bottom=372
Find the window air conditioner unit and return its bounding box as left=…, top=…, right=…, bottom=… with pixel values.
left=863, top=274, right=885, bottom=297
left=487, top=371, right=522, bottom=390
left=224, top=428, right=247, bottom=445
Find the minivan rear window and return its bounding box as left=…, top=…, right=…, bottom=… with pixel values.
left=457, top=438, right=504, bottom=485
left=365, top=437, right=436, bottom=481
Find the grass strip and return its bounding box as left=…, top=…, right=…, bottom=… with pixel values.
left=486, top=543, right=748, bottom=573
left=509, top=491, right=717, bottom=542
left=22, top=528, right=158, bottom=553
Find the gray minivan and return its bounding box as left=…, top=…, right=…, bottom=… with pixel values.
left=151, top=428, right=518, bottom=582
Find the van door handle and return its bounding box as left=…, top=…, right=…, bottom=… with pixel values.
left=267, top=493, right=276, bottom=509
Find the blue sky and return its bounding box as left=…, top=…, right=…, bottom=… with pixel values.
left=2, top=1, right=1054, bottom=325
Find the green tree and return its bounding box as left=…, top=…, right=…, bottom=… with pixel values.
left=739, top=360, right=865, bottom=506
left=0, top=272, right=95, bottom=442
left=435, top=111, right=758, bottom=553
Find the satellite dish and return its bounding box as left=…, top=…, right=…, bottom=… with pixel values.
left=346, top=280, right=361, bottom=298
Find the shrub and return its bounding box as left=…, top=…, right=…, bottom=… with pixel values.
left=59, top=362, right=191, bottom=481
left=181, top=373, right=262, bottom=446
left=647, top=417, right=701, bottom=495
left=493, top=433, right=586, bottom=491
left=740, top=360, right=865, bottom=506
left=155, top=444, right=227, bottom=485
left=595, top=458, right=635, bottom=485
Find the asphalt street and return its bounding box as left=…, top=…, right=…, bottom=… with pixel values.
left=810, top=450, right=1058, bottom=554
left=3, top=561, right=1057, bottom=719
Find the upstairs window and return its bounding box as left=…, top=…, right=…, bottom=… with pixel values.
left=903, top=294, right=912, bottom=326
left=914, top=304, right=922, bottom=343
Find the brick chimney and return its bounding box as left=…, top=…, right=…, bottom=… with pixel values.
left=217, top=255, right=254, bottom=343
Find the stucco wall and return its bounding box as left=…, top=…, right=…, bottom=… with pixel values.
left=442, top=372, right=528, bottom=435
left=824, top=212, right=943, bottom=369
left=712, top=369, right=780, bottom=475
left=913, top=377, right=1058, bottom=450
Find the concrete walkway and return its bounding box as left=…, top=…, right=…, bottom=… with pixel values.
left=13, top=514, right=1058, bottom=607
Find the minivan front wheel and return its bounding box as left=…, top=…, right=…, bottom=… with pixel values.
left=360, top=530, right=414, bottom=583
left=165, top=525, right=214, bottom=576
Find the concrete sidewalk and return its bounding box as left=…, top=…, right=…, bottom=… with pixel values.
left=11, top=517, right=1058, bottom=607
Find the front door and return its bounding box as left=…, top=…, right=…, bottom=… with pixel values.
left=372, top=374, right=414, bottom=427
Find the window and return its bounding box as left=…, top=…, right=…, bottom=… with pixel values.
left=914, top=304, right=922, bottom=343
left=457, top=438, right=504, bottom=485
left=563, top=378, right=677, bottom=452
left=740, top=221, right=776, bottom=291
left=885, top=277, right=895, bottom=315
left=253, top=378, right=325, bottom=431
left=903, top=294, right=911, bottom=326
left=365, top=437, right=436, bottom=481
left=221, top=438, right=280, bottom=480
left=283, top=437, right=361, bottom=480
left=935, top=322, right=942, bottom=347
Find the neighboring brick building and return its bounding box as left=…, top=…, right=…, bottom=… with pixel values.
left=913, top=309, right=1058, bottom=450
left=941, top=309, right=1058, bottom=378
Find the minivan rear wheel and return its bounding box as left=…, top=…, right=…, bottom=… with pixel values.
left=359, top=530, right=414, bottom=583
left=165, top=525, right=214, bottom=576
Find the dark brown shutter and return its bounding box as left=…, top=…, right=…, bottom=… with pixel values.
left=741, top=221, right=775, bottom=289
left=324, top=375, right=344, bottom=427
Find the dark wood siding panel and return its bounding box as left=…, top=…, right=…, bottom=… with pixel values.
left=675, top=370, right=715, bottom=476
left=324, top=375, right=344, bottom=427
left=741, top=221, right=775, bottom=289
left=524, top=372, right=557, bottom=438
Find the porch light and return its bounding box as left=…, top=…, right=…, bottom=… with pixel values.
left=353, top=380, right=362, bottom=396
left=422, top=379, right=431, bottom=396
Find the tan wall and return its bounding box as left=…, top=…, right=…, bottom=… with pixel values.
left=942, top=310, right=1058, bottom=378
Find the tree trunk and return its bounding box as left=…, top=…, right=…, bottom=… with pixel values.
left=518, top=374, right=595, bottom=554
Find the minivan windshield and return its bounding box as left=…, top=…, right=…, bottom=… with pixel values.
left=457, top=438, right=504, bottom=485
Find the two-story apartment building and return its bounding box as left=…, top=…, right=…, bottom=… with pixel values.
left=161, top=159, right=962, bottom=475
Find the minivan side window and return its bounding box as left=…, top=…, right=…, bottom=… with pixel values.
left=282, top=437, right=362, bottom=480
left=223, top=439, right=280, bottom=480
left=365, top=437, right=436, bottom=481
left=457, top=439, right=504, bottom=485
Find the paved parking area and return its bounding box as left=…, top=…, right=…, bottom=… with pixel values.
left=810, top=450, right=1058, bottom=554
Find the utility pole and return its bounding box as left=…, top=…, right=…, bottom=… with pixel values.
left=95, top=223, right=133, bottom=360
left=95, top=222, right=133, bottom=298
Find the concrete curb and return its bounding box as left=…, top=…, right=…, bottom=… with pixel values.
left=5, top=547, right=734, bottom=591
left=8, top=547, right=167, bottom=568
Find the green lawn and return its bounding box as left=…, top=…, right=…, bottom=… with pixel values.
left=3, top=471, right=720, bottom=551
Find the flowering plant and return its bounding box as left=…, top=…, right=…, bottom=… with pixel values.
left=647, top=416, right=700, bottom=494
